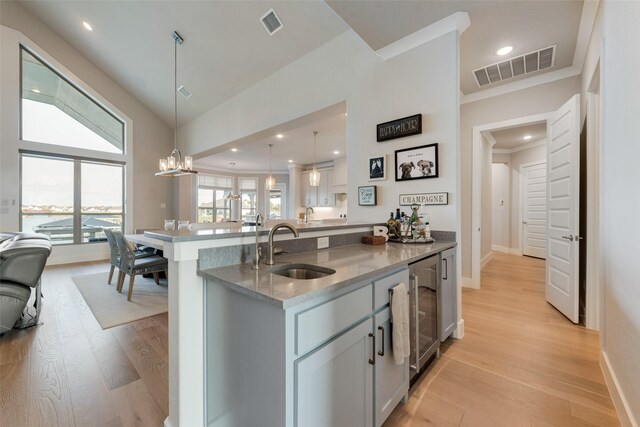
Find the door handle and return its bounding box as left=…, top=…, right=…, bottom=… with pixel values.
left=561, top=235, right=574, bottom=241
left=377, top=326, right=385, bottom=356
left=368, top=333, right=376, bottom=365
left=522, top=221, right=528, bottom=224
left=574, top=235, right=583, bottom=241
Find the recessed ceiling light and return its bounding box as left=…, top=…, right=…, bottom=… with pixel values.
left=333, top=151, right=340, bottom=155
left=288, top=159, right=293, bottom=163
left=496, top=46, right=513, bottom=56
left=82, top=21, right=93, bottom=31
left=231, top=148, right=238, bottom=152
left=523, top=135, right=532, bottom=140
left=32, top=88, right=40, bottom=93
left=276, top=134, right=283, bottom=139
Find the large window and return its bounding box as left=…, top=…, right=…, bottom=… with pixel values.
left=239, top=178, right=257, bottom=222
left=19, top=46, right=127, bottom=245
left=197, top=175, right=233, bottom=223
left=21, top=47, right=124, bottom=154
left=21, top=154, right=124, bottom=244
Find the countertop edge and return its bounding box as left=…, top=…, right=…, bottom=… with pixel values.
left=198, top=241, right=456, bottom=309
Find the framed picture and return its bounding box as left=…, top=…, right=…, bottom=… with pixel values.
left=368, top=155, right=386, bottom=181
left=395, top=143, right=439, bottom=181
left=358, top=185, right=377, bottom=206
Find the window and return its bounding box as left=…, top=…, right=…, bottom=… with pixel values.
left=268, top=184, right=287, bottom=220
left=21, top=154, right=124, bottom=244
left=239, top=178, right=257, bottom=222
left=21, top=47, right=124, bottom=154
left=197, top=175, right=233, bottom=223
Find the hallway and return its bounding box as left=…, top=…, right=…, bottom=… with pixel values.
left=385, top=252, right=619, bottom=426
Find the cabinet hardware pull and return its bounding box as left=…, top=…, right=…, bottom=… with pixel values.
left=443, top=258, right=448, bottom=280
left=368, top=333, right=376, bottom=365
left=378, top=326, right=385, bottom=356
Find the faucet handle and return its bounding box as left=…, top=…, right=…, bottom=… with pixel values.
left=257, top=246, right=263, bottom=258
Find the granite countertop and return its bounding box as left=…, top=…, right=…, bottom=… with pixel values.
left=146, top=221, right=377, bottom=243
left=198, top=241, right=456, bottom=309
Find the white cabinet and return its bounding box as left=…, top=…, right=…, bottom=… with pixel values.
left=301, top=172, right=317, bottom=207
left=300, top=169, right=335, bottom=207
left=375, top=308, right=409, bottom=427
left=296, top=318, right=374, bottom=427
left=439, top=247, right=457, bottom=341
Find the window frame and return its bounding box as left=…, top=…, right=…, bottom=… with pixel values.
left=239, top=177, right=258, bottom=222
left=15, top=36, right=133, bottom=239
left=19, top=151, right=126, bottom=245
left=196, top=174, right=234, bottom=223
left=19, top=45, right=125, bottom=155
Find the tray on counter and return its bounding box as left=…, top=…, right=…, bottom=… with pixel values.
left=388, top=237, right=435, bottom=244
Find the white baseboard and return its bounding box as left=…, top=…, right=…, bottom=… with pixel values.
left=453, top=318, right=464, bottom=339
left=492, top=245, right=510, bottom=253
left=461, top=276, right=478, bottom=289
left=600, top=351, right=638, bottom=427
left=481, top=251, right=493, bottom=269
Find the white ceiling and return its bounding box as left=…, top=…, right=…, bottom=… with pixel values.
left=195, top=105, right=347, bottom=173
left=490, top=122, right=546, bottom=150
left=327, top=0, right=583, bottom=94
left=18, top=1, right=348, bottom=127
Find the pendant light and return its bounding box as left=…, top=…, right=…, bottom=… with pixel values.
left=309, top=131, right=320, bottom=186
left=266, top=144, right=276, bottom=190
left=156, top=31, right=198, bottom=177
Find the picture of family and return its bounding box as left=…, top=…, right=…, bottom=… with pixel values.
left=368, top=155, right=386, bottom=181
left=394, top=143, right=439, bottom=181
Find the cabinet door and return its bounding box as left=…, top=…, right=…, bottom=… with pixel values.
left=375, top=308, right=408, bottom=427
left=296, top=318, right=374, bottom=427
left=439, top=248, right=457, bottom=341
left=301, top=172, right=317, bottom=207
left=317, top=170, right=335, bottom=206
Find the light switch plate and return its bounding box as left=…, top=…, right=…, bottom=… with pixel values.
left=317, top=237, right=329, bottom=249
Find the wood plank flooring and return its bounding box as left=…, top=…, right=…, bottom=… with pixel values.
left=385, top=253, right=619, bottom=427
left=0, top=261, right=168, bottom=427
left=0, top=253, right=619, bottom=426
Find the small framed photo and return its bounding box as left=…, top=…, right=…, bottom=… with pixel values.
left=395, top=143, right=439, bottom=181
left=358, top=185, right=377, bottom=206
left=368, top=155, right=386, bottom=181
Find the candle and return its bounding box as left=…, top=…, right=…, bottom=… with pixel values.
left=168, top=156, right=176, bottom=169
left=185, top=156, right=193, bottom=171
left=159, top=158, right=168, bottom=172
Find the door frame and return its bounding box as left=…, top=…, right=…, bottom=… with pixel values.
left=519, top=160, right=547, bottom=257
left=471, top=112, right=551, bottom=289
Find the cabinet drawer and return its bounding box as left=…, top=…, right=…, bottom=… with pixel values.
left=295, top=284, right=372, bottom=356
left=373, top=268, right=409, bottom=310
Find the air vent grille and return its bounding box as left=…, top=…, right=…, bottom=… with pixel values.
left=178, top=85, right=192, bottom=99
left=260, top=9, right=283, bottom=36
left=472, top=45, right=556, bottom=88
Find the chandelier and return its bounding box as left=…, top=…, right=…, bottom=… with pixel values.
left=156, top=31, right=198, bottom=177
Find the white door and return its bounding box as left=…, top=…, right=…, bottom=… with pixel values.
left=296, top=318, right=373, bottom=427
left=546, top=94, right=580, bottom=323
left=522, top=162, right=547, bottom=259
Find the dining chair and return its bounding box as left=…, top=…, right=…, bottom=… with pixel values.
left=111, top=231, right=168, bottom=301
left=104, top=229, right=154, bottom=285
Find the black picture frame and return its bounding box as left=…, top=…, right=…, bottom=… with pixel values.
left=395, top=143, right=439, bottom=181
left=377, top=114, right=422, bottom=142
left=358, top=186, right=377, bottom=206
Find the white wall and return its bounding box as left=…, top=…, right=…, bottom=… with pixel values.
left=600, top=0, right=640, bottom=422
left=480, top=136, right=493, bottom=260
left=0, top=2, right=174, bottom=263
left=180, top=29, right=460, bottom=234
left=491, top=163, right=510, bottom=251
left=460, top=76, right=580, bottom=277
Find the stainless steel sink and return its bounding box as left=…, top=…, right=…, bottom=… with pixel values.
left=270, top=263, right=336, bottom=280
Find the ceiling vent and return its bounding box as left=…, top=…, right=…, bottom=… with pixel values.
left=260, top=9, right=283, bottom=36
left=178, top=85, right=192, bottom=99
left=473, top=45, right=556, bottom=88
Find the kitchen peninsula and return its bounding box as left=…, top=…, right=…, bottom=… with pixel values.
left=142, top=222, right=459, bottom=427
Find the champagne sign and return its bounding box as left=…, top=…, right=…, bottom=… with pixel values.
left=399, top=192, right=448, bottom=206
left=377, top=114, right=422, bottom=142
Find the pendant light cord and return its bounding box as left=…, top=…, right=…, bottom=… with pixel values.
left=313, top=131, right=318, bottom=168
left=174, top=36, right=178, bottom=151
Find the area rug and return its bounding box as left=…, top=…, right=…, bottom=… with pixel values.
left=73, top=272, right=168, bottom=329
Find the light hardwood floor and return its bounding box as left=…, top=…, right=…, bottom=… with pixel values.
left=385, top=253, right=619, bottom=427
left=0, top=254, right=619, bottom=426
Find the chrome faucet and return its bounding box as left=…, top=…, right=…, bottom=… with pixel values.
left=304, top=207, right=314, bottom=223
left=252, top=214, right=263, bottom=270
left=266, top=223, right=299, bottom=265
